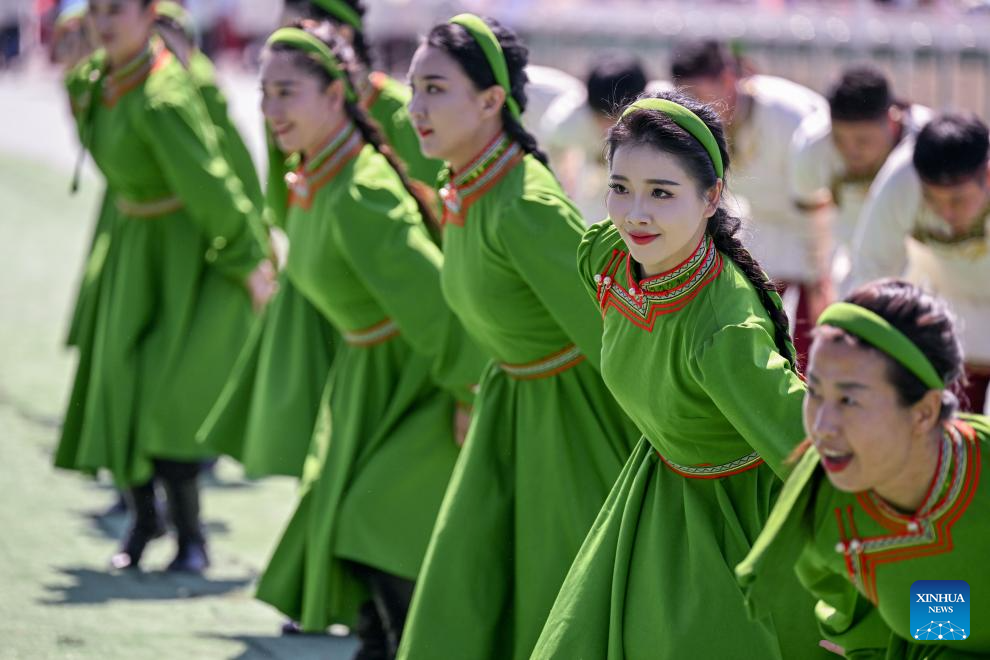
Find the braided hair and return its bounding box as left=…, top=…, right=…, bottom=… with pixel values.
left=607, top=89, right=797, bottom=369
left=266, top=21, right=437, bottom=228
left=425, top=16, right=550, bottom=168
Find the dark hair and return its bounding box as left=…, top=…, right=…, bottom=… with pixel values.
left=670, top=39, right=737, bottom=83
left=913, top=113, right=989, bottom=186
left=284, top=0, right=372, bottom=68
left=586, top=54, right=648, bottom=117
left=816, top=279, right=964, bottom=420
left=266, top=22, right=437, bottom=228
left=606, top=89, right=796, bottom=369
left=425, top=16, right=550, bottom=167
left=827, top=65, right=892, bottom=122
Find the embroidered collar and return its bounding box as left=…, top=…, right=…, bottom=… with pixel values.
left=285, top=121, right=363, bottom=210
left=833, top=419, right=981, bottom=604
left=438, top=132, right=523, bottom=226
left=102, top=40, right=168, bottom=107
left=594, top=232, right=722, bottom=331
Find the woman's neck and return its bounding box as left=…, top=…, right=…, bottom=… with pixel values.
left=108, top=38, right=150, bottom=71
left=301, top=117, right=348, bottom=162
left=873, top=426, right=944, bottom=514
left=448, top=120, right=503, bottom=175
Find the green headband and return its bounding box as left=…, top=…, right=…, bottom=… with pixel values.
left=448, top=14, right=522, bottom=122
left=311, top=0, right=362, bottom=30
left=817, top=302, right=945, bottom=390
left=155, top=1, right=196, bottom=42
left=621, top=98, right=724, bottom=179
left=266, top=27, right=357, bottom=103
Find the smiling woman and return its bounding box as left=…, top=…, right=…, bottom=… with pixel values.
left=531, top=91, right=829, bottom=659
left=738, top=279, right=990, bottom=658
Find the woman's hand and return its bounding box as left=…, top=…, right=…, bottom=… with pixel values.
left=246, top=259, right=278, bottom=312
left=453, top=402, right=473, bottom=447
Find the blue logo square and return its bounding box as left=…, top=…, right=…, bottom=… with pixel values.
left=911, top=580, right=970, bottom=641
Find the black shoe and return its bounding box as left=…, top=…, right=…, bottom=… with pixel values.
left=110, top=482, right=166, bottom=570
left=166, top=540, right=209, bottom=573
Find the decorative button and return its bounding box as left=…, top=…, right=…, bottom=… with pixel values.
left=834, top=542, right=846, bottom=553
left=849, top=539, right=862, bottom=553
left=212, top=236, right=228, bottom=250
left=594, top=274, right=602, bottom=283
left=603, top=276, right=612, bottom=286
left=629, top=287, right=637, bottom=296
left=907, top=521, right=920, bottom=533
left=205, top=248, right=218, bottom=263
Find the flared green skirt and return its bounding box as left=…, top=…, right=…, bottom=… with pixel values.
left=255, top=336, right=460, bottom=631
left=530, top=438, right=830, bottom=659
left=398, top=360, right=639, bottom=660
left=55, top=210, right=254, bottom=487
left=198, top=273, right=336, bottom=478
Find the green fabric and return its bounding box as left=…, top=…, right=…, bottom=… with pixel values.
left=530, top=221, right=827, bottom=659
left=186, top=50, right=264, bottom=212
left=448, top=14, right=522, bottom=121
left=818, top=302, right=945, bottom=390
left=398, top=151, right=640, bottom=660
left=54, top=45, right=265, bottom=487
left=621, top=98, right=725, bottom=178
left=255, top=140, right=486, bottom=631
left=197, top=272, right=336, bottom=478
left=65, top=187, right=114, bottom=348
left=739, top=413, right=990, bottom=659
left=265, top=28, right=357, bottom=103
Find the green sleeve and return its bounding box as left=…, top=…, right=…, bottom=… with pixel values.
left=499, top=193, right=605, bottom=370
left=576, top=219, right=620, bottom=305
left=265, top=133, right=290, bottom=228
left=795, top=548, right=892, bottom=658
left=135, top=84, right=266, bottom=281
left=184, top=52, right=263, bottom=212
left=335, top=179, right=486, bottom=402
left=690, top=322, right=807, bottom=477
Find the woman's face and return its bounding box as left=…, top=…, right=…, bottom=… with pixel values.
left=407, top=44, right=503, bottom=168
left=261, top=50, right=345, bottom=156
left=804, top=337, right=927, bottom=496
left=89, top=0, right=154, bottom=65
left=607, top=144, right=719, bottom=276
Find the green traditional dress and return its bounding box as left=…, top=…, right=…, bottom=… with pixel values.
left=397, top=135, right=640, bottom=660
left=254, top=121, right=484, bottom=630
left=208, top=71, right=441, bottom=476
left=738, top=415, right=990, bottom=659
left=54, top=42, right=266, bottom=487
left=530, top=222, right=827, bottom=659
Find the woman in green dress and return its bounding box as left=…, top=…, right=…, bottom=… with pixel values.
left=738, top=279, right=990, bottom=658
left=530, top=91, right=826, bottom=658
left=250, top=24, right=484, bottom=657
left=54, top=0, right=274, bottom=573
left=397, top=16, right=640, bottom=660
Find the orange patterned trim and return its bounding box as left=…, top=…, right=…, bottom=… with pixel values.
left=657, top=450, right=765, bottom=479
left=102, top=45, right=170, bottom=108
left=500, top=345, right=586, bottom=380
left=115, top=194, right=183, bottom=218
left=342, top=318, right=400, bottom=347
left=360, top=71, right=387, bottom=111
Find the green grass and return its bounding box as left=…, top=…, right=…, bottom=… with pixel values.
left=0, top=155, right=357, bottom=659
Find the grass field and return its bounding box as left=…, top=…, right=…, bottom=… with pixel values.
left=0, top=149, right=356, bottom=658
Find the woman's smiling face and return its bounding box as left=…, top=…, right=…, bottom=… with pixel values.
left=607, top=143, right=720, bottom=276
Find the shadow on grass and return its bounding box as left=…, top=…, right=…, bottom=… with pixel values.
left=40, top=566, right=252, bottom=606
left=205, top=632, right=358, bottom=660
